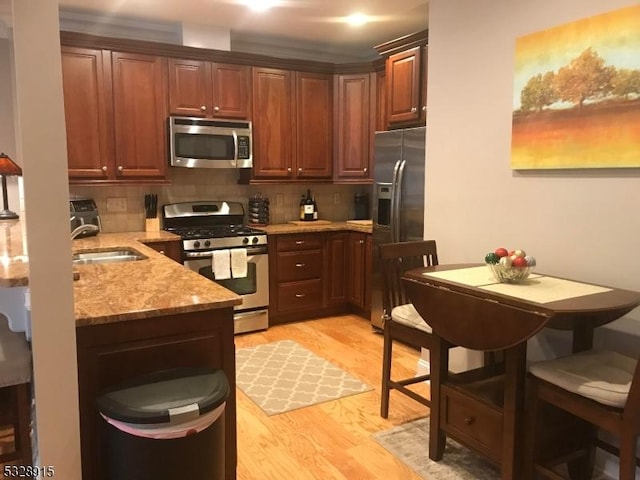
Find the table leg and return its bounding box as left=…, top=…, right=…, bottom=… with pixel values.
left=429, top=336, right=449, bottom=461
left=502, top=343, right=527, bottom=480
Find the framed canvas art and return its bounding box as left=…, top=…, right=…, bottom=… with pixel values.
left=511, top=5, right=640, bottom=169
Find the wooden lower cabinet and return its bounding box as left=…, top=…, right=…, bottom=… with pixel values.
left=76, top=308, right=237, bottom=480
left=269, top=231, right=371, bottom=324
left=143, top=240, right=182, bottom=263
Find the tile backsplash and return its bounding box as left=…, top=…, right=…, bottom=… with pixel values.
left=70, top=168, right=371, bottom=233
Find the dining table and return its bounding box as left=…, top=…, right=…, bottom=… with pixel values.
left=402, top=263, right=640, bottom=480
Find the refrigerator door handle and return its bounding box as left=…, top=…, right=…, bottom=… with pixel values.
left=394, top=159, right=407, bottom=243
left=390, top=159, right=402, bottom=243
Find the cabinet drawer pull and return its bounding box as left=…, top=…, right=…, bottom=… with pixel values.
left=295, top=293, right=306, bottom=298
left=464, top=416, right=475, bottom=425
left=295, top=240, right=305, bottom=245
left=295, top=263, right=305, bottom=267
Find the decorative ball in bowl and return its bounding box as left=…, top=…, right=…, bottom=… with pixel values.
left=484, top=248, right=536, bottom=284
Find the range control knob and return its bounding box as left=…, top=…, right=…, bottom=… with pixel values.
left=204, top=240, right=211, bottom=248
left=252, top=237, right=259, bottom=244
left=242, top=237, right=250, bottom=245
left=193, top=241, right=201, bottom=249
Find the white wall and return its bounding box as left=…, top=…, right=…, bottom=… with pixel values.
left=427, top=0, right=640, bottom=317
left=11, top=0, right=81, bottom=476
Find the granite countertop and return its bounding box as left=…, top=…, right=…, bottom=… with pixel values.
left=256, top=220, right=372, bottom=235
left=0, top=222, right=241, bottom=326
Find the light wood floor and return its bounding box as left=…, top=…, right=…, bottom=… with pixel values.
left=234, top=314, right=431, bottom=480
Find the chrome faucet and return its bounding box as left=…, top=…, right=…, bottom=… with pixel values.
left=70, top=216, right=100, bottom=240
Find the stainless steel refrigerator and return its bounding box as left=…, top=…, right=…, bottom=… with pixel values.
left=370, top=127, right=426, bottom=329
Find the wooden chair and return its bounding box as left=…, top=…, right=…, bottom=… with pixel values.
left=0, top=319, right=32, bottom=466
left=378, top=240, right=440, bottom=418
left=524, top=349, right=640, bottom=480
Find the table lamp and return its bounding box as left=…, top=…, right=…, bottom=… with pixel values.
left=0, top=153, right=22, bottom=220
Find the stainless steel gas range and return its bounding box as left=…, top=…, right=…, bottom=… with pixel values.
left=162, top=201, right=268, bottom=334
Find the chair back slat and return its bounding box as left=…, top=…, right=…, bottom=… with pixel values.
left=379, top=240, right=438, bottom=319
left=622, top=355, right=640, bottom=429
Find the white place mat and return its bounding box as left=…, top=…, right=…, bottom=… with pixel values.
left=422, top=265, right=542, bottom=287
left=479, top=276, right=612, bottom=304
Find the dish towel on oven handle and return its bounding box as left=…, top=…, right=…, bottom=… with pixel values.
left=231, top=248, right=248, bottom=278
left=212, top=249, right=231, bottom=280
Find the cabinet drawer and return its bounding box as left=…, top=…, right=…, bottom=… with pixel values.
left=277, top=234, right=322, bottom=252
left=441, top=385, right=502, bottom=462
left=277, top=251, right=322, bottom=281
left=277, top=279, right=322, bottom=312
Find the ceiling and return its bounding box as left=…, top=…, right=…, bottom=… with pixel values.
left=56, top=0, right=428, bottom=58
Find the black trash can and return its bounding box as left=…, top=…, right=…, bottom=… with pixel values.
left=97, top=367, right=229, bottom=480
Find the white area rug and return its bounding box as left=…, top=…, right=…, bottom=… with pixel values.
left=236, top=340, right=372, bottom=416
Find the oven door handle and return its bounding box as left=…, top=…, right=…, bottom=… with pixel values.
left=184, top=247, right=267, bottom=259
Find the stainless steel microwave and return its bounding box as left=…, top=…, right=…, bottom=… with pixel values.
left=169, top=116, right=252, bottom=169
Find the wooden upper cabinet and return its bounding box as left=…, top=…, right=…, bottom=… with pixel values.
left=251, top=67, right=296, bottom=179
left=420, top=46, right=428, bottom=124
left=111, top=51, right=168, bottom=180
left=295, top=72, right=332, bottom=179
left=386, top=46, right=422, bottom=126
left=167, top=59, right=251, bottom=119
left=375, top=70, right=387, bottom=132
left=61, top=46, right=113, bottom=180
left=334, top=73, right=373, bottom=180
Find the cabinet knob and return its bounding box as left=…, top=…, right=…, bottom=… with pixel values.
left=101, top=166, right=107, bottom=172
left=295, top=263, right=305, bottom=268
left=464, top=416, right=475, bottom=425
left=213, top=106, right=220, bottom=113
left=422, top=105, right=427, bottom=112
left=298, top=167, right=302, bottom=172
left=411, top=107, right=417, bottom=113
left=287, top=167, right=292, bottom=173
left=359, top=240, right=364, bottom=245
left=159, top=250, right=165, bottom=255
left=295, top=293, right=306, bottom=298
left=363, top=167, right=368, bottom=173
left=200, top=105, right=207, bottom=112
left=117, top=166, right=124, bottom=172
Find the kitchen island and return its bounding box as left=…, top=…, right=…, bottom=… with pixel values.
left=1, top=224, right=242, bottom=480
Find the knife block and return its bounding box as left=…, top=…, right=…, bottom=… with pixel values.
left=145, top=217, right=160, bottom=232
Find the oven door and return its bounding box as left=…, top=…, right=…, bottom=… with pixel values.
left=183, top=247, right=269, bottom=334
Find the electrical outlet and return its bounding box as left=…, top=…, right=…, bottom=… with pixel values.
left=275, top=193, right=284, bottom=206
left=333, top=193, right=341, bottom=205
left=106, top=197, right=127, bottom=213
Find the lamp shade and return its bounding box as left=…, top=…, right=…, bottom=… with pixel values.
left=0, top=153, right=22, bottom=176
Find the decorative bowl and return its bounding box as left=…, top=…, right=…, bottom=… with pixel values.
left=486, top=263, right=532, bottom=283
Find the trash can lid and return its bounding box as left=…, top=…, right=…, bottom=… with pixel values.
left=96, top=367, right=229, bottom=425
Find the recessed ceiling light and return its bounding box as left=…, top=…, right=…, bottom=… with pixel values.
left=346, top=12, right=369, bottom=27
left=243, top=0, right=278, bottom=12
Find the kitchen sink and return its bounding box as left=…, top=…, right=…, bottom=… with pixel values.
left=72, top=249, right=147, bottom=265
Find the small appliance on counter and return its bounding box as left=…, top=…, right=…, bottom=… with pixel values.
left=248, top=193, right=269, bottom=226
left=353, top=192, right=369, bottom=220
left=69, top=197, right=101, bottom=238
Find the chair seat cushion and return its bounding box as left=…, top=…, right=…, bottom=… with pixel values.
left=0, top=321, right=31, bottom=387
left=391, top=304, right=432, bottom=333
left=529, top=349, right=635, bottom=408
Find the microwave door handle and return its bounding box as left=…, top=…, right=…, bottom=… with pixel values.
left=232, top=130, right=239, bottom=167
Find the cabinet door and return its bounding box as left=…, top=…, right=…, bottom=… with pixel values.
left=212, top=63, right=251, bottom=119
left=167, top=58, right=209, bottom=117
left=61, top=47, right=113, bottom=180
left=112, top=52, right=168, bottom=180
left=296, top=72, right=332, bottom=179
left=420, top=46, right=428, bottom=124
left=326, top=232, right=348, bottom=305
left=252, top=67, right=296, bottom=178
left=347, top=232, right=367, bottom=307
left=386, top=46, right=422, bottom=125
left=364, top=234, right=372, bottom=310
left=334, top=73, right=372, bottom=180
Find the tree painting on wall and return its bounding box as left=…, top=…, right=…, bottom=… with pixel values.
left=511, top=4, right=640, bottom=169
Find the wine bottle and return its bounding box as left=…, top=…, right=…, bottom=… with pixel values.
left=304, top=189, right=314, bottom=221
left=299, top=195, right=306, bottom=221
left=312, top=194, right=318, bottom=220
